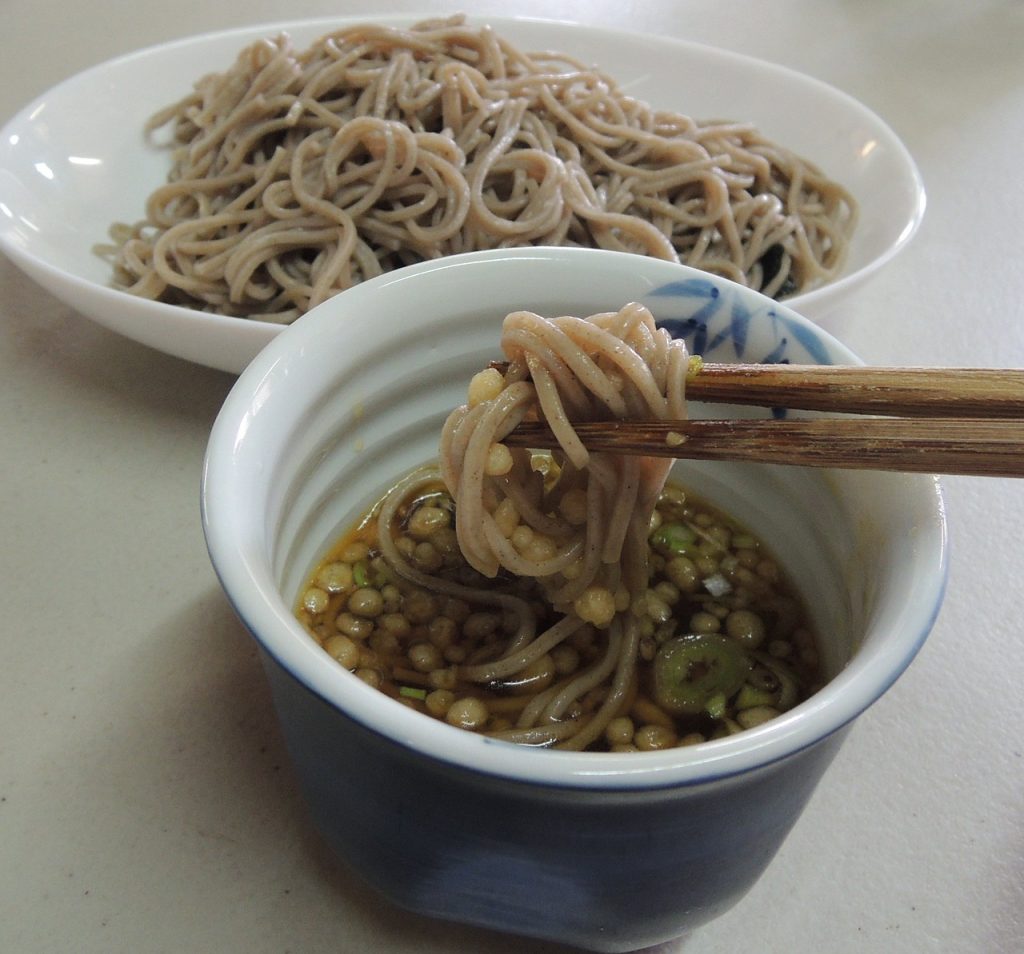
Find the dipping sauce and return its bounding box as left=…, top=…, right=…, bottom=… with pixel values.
left=296, top=470, right=822, bottom=751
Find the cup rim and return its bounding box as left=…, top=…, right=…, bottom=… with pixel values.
left=201, top=247, right=949, bottom=791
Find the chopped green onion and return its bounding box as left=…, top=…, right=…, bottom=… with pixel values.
left=650, top=521, right=698, bottom=555
left=399, top=686, right=427, bottom=701
left=352, top=561, right=370, bottom=588
left=702, top=572, right=732, bottom=597
left=752, top=652, right=800, bottom=711
left=652, top=633, right=750, bottom=715
left=704, top=691, right=728, bottom=719
left=735, top=684, right=778, bottom=710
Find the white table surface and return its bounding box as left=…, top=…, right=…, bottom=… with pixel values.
left=2, top=2, right=1022, bottom=952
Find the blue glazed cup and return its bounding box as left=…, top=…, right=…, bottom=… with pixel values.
left=202, top=248, right=947, bottom=951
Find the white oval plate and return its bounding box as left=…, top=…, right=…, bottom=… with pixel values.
left=0, top=15, right=925, bottom=374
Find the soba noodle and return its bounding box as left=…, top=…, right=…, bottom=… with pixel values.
left=360, top=303, right=684, bottom=750
left=106, top=15, right=857, bottom=322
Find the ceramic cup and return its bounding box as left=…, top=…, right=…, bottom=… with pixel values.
left=202, top=247, right=947, bottom=952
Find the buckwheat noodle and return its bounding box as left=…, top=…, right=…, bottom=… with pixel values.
left=105, top=15, right=857, bottom=322
left=376, top=302, right=685, bottom=750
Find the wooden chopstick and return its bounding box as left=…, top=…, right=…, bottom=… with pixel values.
left=505, top=418, right=1024, bottom=477
left=495, top=364, right=1024, bottom=475
left=685, top=364, right=1024, bottom=418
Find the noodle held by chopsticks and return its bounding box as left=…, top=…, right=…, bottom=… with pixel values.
left=106, top=15, right=857, bottom=322
left=375, top=302, right=687, bottom=750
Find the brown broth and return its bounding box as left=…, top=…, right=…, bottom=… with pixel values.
left=296, top=475, right=822, bottom=751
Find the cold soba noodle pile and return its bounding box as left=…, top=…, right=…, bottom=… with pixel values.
left=297, top=304, right=822, bottom=752
left=107, top=16, right=856, bottom=321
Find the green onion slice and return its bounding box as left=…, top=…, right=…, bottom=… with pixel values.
left=653, top=633, right=750, bottom=715
left=650, top=521, right=698, bottom=556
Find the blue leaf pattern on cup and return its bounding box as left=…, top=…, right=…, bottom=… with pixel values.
left=644, top=277, right=836, bottom=368
left=648, top=278, right=722, bottom=300
left=775, top=311, right=835, bottom=366
left=727, top=298, right=752, bottom=358
left=761, top=337, right=790, bottom=364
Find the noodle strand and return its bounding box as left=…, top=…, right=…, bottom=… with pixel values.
left=105, top=15, right=857, bottom=321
